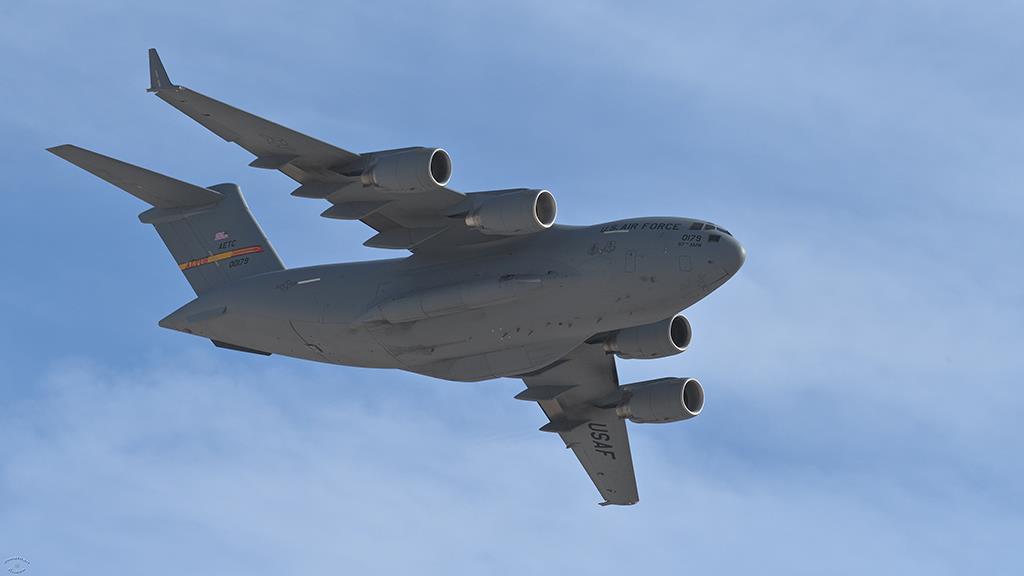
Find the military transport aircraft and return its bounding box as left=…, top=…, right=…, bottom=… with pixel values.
left=48, top=49, right=745, bottom=506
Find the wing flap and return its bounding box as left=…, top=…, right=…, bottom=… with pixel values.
left=292, top=181, right=344, bottom=199
left=321, top=201, right=391, bottom=220
left=363, top=226, right=447, bottom=249
left=523, top=343, right=639, bottom=506
left=514, top=384, right=576, bottom=401
left=249, top=154, right=300, bottom=170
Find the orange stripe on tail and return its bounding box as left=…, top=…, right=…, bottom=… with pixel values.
left=179, top=245, right=264, bottom=271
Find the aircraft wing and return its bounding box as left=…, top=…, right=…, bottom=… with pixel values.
left=147, top=49, right=360, bottom=173
left=519, top=343, right=639, bottom=506
left=146, top=49, right=478, bottom=252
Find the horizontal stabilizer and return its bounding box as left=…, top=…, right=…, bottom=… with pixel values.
left=185, top=306, right=227, bottom=324
left=47, top=145, right=222, bottom=208
left=212, top=339, right=271, bottom=355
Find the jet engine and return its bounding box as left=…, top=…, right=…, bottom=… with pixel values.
left=360, top=147, right=451, bottom=191
left=464, top=189, right=557, bottom=235
left=604, top=315, right=691, bottom=359
left=615, top=377, right=704, bottom=423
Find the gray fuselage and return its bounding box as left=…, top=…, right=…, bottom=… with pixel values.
left=160, top=217, right=746, bottom=382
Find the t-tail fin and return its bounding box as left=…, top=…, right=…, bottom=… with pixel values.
left=48, top=144, right=284, bottom=294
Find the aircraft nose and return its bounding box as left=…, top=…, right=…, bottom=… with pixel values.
left=721, top=235, right=746, bottom=275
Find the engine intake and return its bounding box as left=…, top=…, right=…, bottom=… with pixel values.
left=464, top=189, right=557, bottom=236
left=616, top=377, right=704, bottom=424
left=361, top=147, right=451, bottom=191
left=604, top=315, right=691, bottom=359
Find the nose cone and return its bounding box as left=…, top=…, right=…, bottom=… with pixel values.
left=721, top=235, right=746, bottom=276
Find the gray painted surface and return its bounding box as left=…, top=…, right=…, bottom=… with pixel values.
left=46, top=50, right=745, bottom=506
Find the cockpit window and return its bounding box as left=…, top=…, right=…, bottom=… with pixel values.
left=708, top=234, right=721, bottom=243
left=689, top=221, right=733, bottom=236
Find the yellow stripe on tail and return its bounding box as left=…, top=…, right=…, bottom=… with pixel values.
left=179, top=245, right=264, bottom=271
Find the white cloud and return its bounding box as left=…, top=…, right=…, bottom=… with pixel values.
left=2, top=0, right=1023, bottom=573
left=0, top=353, right=1019, bottom=575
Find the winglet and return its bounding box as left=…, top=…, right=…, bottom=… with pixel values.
left=147, top=48, right=175, bottom=92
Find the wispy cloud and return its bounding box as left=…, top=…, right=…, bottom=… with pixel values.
left=0, top=353, right=1020, bottom=575
left=1, top=0, right=1022, bottom=573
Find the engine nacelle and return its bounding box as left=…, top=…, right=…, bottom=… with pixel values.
left=604, top=315, right=691, bottom=359
left=361, top=147, right=451, bottom=191
left=464, top=189, right=557, bottom=236
left=616, top=377, right=704, bottom=423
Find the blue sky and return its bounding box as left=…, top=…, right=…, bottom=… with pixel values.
left=1, top=0, right=1022, bottom=573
